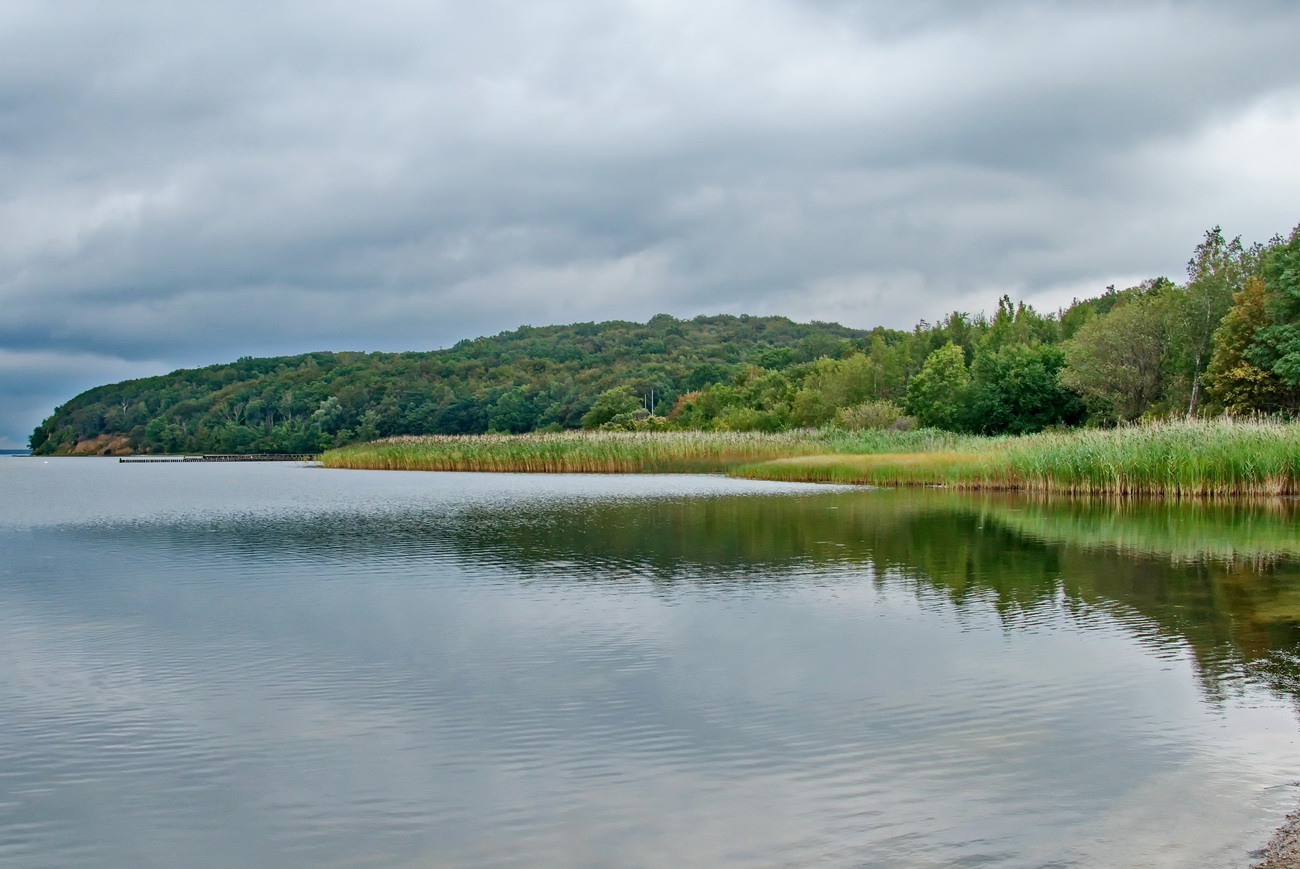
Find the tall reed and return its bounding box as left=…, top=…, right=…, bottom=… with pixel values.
left=736, top=419, right=1300, bottom=497
left=327, top=430, right=803, bottom=474
left=322, top=429, right=970, bottom=474
left=323, top=419, right=1300, bottom=498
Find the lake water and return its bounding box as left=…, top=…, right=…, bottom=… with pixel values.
left=3, top=458, right=1300, bottom=867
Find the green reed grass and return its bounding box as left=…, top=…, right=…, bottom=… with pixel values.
left=324, top=430, right=825, bottom=474
left=321, top=429, right=970, bottom=474
left=1002, top=418, right=1300, bottom=497
left=323, top=419, right=1300, bottom=498
left=735, top=419, right=1300, bottom=497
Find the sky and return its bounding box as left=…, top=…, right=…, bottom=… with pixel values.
left=2, top=0, right=1300, bottom=447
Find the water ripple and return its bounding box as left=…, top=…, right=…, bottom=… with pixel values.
left=1, top=463, right=1298, bottom=866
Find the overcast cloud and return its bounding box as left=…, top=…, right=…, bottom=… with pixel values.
left=2, top=0, right=1299, bottom=446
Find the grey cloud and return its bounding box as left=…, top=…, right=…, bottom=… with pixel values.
left=0, top=351, right=166, bottom=447
left=1, top=0, right=1299, bottom=445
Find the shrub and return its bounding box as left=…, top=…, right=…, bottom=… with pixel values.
left=834, top=400, right=909, bottom=431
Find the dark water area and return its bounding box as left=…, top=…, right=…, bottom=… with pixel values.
left=2, top=459, right=1300, bottom=867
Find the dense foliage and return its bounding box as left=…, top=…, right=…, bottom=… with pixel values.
left=673, top=296, right=1084, bottom=434
left=29, top=315, right=865, bottom=454
left=30, top=220, right=1300, bottom=455
left=672, top=223, right=1299, bottom=432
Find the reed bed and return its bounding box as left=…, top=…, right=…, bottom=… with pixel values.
left=320, top=430, right=910, bottom=474
left=735, top=419, right=1300, bottom=498
left=1003, top=418, right=1300, bottom=497
left=322, top=428, right=969, bottom=473
left=323, top=419, right=1300, bottom=498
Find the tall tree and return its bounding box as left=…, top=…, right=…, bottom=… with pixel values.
left=1171, top=227, right=1254, bottom=415
left=1060, top=290, right=1171, bottom=422
left=905, top=343, right=969, bottom=430
left=1246, top=224, right=1300, bottom=388
left=580, top=387, right=642, bottom=429
left=967, top=344, right=1084, bottom=434
left=1205, top=276, right=1296, bottom=413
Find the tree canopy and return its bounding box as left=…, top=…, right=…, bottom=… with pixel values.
left=30, top=219, right=1300, bottom=454
left=29, top=315, right=865, bottom=454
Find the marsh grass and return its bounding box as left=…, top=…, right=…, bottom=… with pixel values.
left=322, top=428, right=970, bottom=474
left=735, top=419, right=1300, bottom=497
left=1002, top=418, right=1300, bottom=497
left=323, top=419, right=1300, bottom=498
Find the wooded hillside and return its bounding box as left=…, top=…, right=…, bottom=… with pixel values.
left=30, top=220, right=1300, bottom=455
left=29, top=314, right=866, bottom=455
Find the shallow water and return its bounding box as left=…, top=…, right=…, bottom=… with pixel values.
left=2, top=458, right=1300, bottom=867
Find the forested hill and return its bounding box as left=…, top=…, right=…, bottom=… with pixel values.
left=29, top=314, right=869, bottom=455
left=29, top=222, right=1300, bottom=455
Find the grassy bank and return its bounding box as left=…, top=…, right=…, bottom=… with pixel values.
left=734, top=419, right=1300, bottom=497
left=321, top=428, right=970, bottom=474
left=321, top=419, right=1300, bottom=498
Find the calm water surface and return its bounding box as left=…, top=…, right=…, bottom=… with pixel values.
left=3, top=458, right=1300, bottom=867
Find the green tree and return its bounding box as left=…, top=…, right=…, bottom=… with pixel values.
left=790, top=387, right=835, bottom=427
left=967, top=344, right=1083, bottom=434
left=1206, top=276, right=1295, bottom=413
left=1060, top=290, right=1171, bottom=422
left=980, top=296, right=1060, bottom=353
left=1170, top=227, right=1254, bottom=415
left=861, top=334, right=912, bottom=402
left=580, top=387, right=642, bottom=429
left=488, top=387, right=538, bottom=433
left=311, top=396, right=344, bottom=434
left=353, top=409, right=382, bottom=443
left=905, top=343, right=970, bottom=430
left=1246, top=224, right=1300, bottom=388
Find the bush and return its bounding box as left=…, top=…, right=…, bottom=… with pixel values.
left=834, top=400, right=910, bottom=431
left=581, top=387, right=642, bottom=429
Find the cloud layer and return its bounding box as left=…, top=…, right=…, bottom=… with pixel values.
left=3, top=0, right=1299, bottom=445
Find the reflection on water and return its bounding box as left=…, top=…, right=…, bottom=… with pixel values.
left=433, top=490, right=1300, bottom=698
left=2, top=460, right=1300, bottom=867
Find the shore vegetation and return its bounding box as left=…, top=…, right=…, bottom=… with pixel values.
left=735, top=418, right=1300, bottom=497
left=28, top=220, right=1300, bottom=463
left=321, top=428, right=968, bottom=474
left=324, top=418, right=1300, bottom=498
